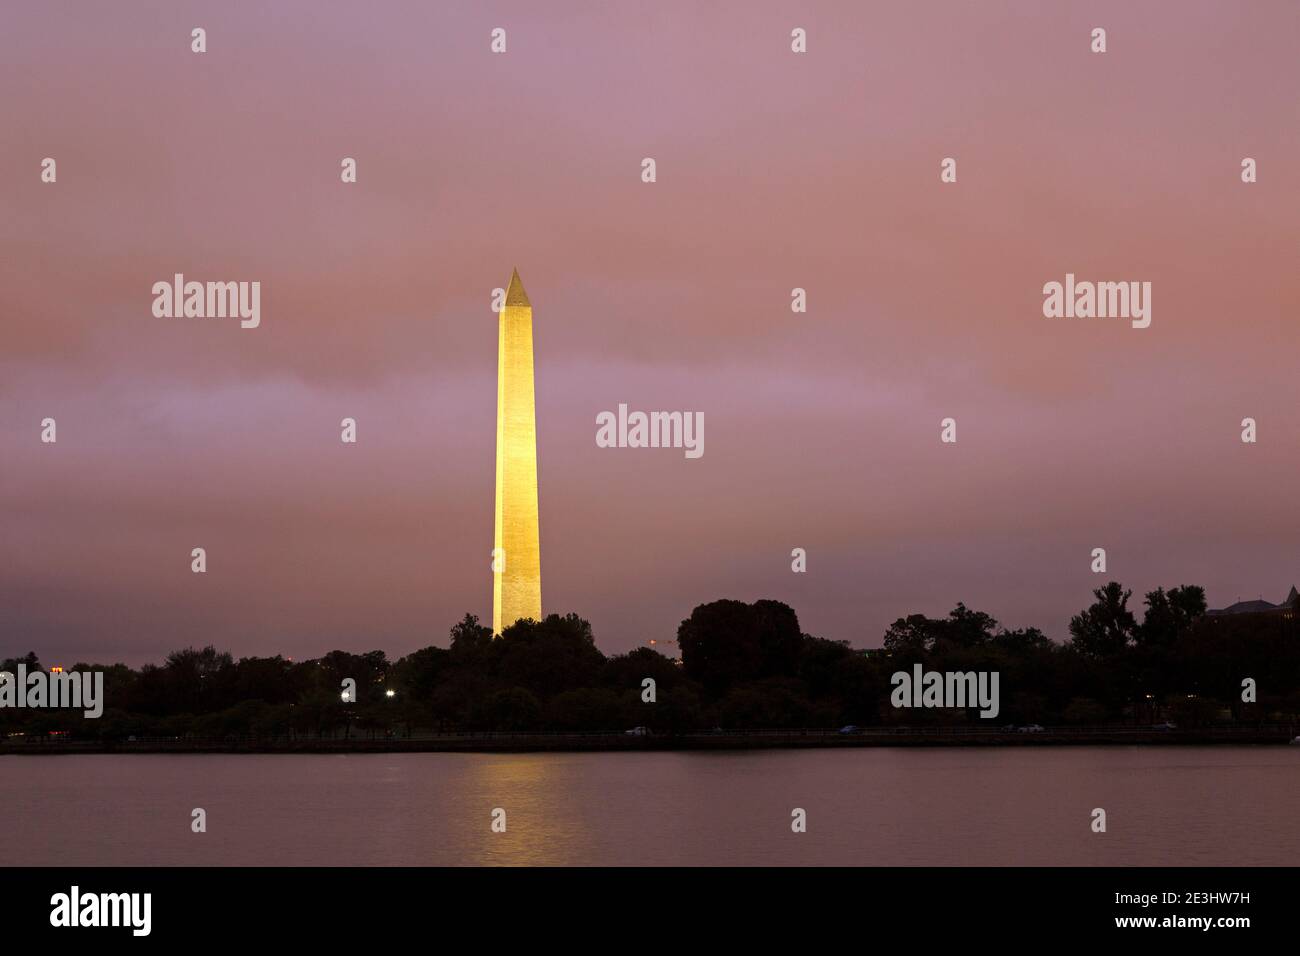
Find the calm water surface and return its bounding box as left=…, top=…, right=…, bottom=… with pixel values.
left=1, top=747, right=1295, bottom=865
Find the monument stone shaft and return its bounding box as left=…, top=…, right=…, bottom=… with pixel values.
left=493, top=268, right=542, bottom=633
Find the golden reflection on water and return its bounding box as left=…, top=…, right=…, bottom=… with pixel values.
left=464, top=754, right=589, bottom=866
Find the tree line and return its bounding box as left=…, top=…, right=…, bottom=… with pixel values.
left=3, top=581, right=1298, bottom=739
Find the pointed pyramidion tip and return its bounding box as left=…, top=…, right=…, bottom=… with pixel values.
left=505, top=268, right=530, bottom=308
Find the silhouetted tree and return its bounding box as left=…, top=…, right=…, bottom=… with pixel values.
left=471, top=688, right=542, bottom=731
left=1, top=652, right=41, bottom=673
left=677, top=599, right=802, bottom=694
left=545, top=688, right=625, bottom=731
left=493, top=613, right=605, bottom=699
left=1067, top=582, right=1137, bottom=660
left=1137, top=586, right=1206, bottom=648
left=449, top=613, right=493, bottom=663
left=882, top=603, right=1000, bottom=656
left=162, top=646, right=234, bottom=713
left=601, top=646, right=681, bottom=692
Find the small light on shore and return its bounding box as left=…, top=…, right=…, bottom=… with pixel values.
left=385, top=690, right=396, bottom=698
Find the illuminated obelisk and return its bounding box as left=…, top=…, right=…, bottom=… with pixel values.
left=492, top=268, right=542, bottom=633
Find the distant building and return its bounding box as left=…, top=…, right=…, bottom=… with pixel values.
left=1207, top=586, right=1299, bottom=619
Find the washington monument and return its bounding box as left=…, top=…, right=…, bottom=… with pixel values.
left=493, top=268, right=542, bottom=633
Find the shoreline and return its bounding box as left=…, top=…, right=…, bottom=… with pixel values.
left=2, top=727, right=1295, bottom=755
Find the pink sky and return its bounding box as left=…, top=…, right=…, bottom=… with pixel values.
left=2, top=2, right=1298, bottom=665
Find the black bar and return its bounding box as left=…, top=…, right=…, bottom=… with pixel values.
left=0, top=866, right=1286, bottom=943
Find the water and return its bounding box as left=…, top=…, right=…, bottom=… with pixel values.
left=1, top=747, right=1295, bottom=865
